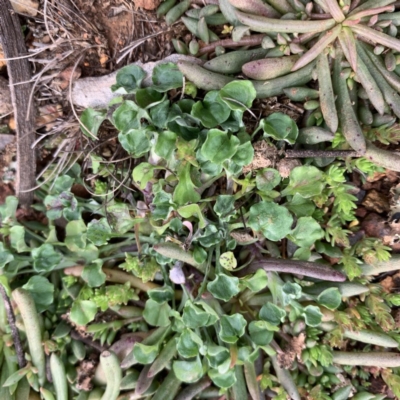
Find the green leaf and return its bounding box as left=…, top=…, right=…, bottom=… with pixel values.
left=152, top=191, right=175, bottom=221
left=70, top=300, right=97, bottom=326
left=206, top=345, right=231, bottom=374
left=112, top=101, right=140, bottom=132
left=65, top=219, right=87, bottom=252
left=31, top=244, right=62, bottom=273
left=86, top=218, right=112, bottom=246
left=53, top=175, right=74, bottom=194
left=207, top=274, right=240, bottom=301
left=262, top=112, right=298, bottom=144
left=317, top=288, right=342, bottom=310
left=182, top=301, right=218, bottom=329
left=259, top=303, right=286, bottom=325
left=2, top=366, right=29, bottom=387
left=173, top=356, right=203, bottom=383
left=177, top=329, right=203, bottom=358
left=285, top=193, right=316, bottom=217
left=80, top=108, right=106, bottom=138
left=0, top=196, right=18, bottom=221
left=0, top=243, right=14, bottom=269
left=208, top=368, right=236, bottom=388
left=282, top=282, right=302, bottom=306
left=22, top=276, right=54, bottom=313
left=155, top=130, right=177, bottom=159
left=240, top=269, right=268, bottom=292
left=219, top=314, right=247, bottom=344
left=9, top=226, right=29, bottom=253
left=173, top=163, right=201, bottom=206
left=201, top=129, right=240, bottom=164
left=177, top=204, right=206, bottom=229
left=143, top=299, right=171, bottom=327
left=214, top=195, right=235, bottom=218
left=118, top=129, right=151, bottom=157
left=132, top=162, right=164, bottom=190
left=167, top=117, right=200, bottom=141
left=132, top=343, right=159, bottom=364
left=219, top=252, right=237, bottom=271
left=81, top=260, right=106, bottom=288
left=256, top=168, right=281, bottom=192
left=248, top=321, right=274, bottom=346
left=247, top=201, right=293, bottom=241
left=303, top=305, right=323, bottom=327
left=152, top=63, right=183, bottom=92
left=191, top=90, right=230, bottom=128
left=150, top=100, right=170, bottom=128
left=231, top=141, right=254, bottom=166
left=135, top=87, right=163, bottom=108
left=197, top=224, right=222, bottom=248
left=147, top=286, right=174, bottom=303
left=219, top=81, right=256, bottom=111
left=288, top=216, right=324, bottom=248
left=281, top=166, right=325, bottom=198
left=106, top=202, right=141, bottom=234
left=111, top=65, right=146, bottom=92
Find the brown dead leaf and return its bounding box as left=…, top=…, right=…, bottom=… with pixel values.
left=76, top=358, right=97, bottom=391
left=134, top=0, right=162, bottom=10
left=277, top=333, right=306, bottom=368
left=362, top=189, right=390, bottom=214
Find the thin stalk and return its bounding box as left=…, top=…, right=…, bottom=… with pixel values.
left=64, top=265, right=160, bottom=292
left=0, top=285, right=26, bottom=368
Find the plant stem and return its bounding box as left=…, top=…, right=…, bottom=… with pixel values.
left=0, top=285, right=26, bottom=368
left=332, top=351, right=400, bottom=367
left=64, top=265, right=160, bottom=292
left=198, top=34, right=266, bottom=55
left=285, top=149, right=360, bottom=158
left=236, top=259, right=346, bottom=282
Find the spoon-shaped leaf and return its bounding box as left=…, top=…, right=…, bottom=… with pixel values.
left=350, top=24, right=400, bottom=53
left=325, top=0, right=345, bottom=22
left=235, top=10, right=336, bottom=33
left=316, top=52, right=338, bottom=133
left=291, top=25, right=341, bottom=71
left=228, top=0, right=281, bottom=18
left=338, top=27, right=357, bottom=72
left=348, top=0, right=396, bottom=17
left=346, top=5, right=394, bottom=20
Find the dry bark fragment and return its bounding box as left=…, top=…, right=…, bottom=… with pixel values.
left=0, top=0, right=36, bottom=206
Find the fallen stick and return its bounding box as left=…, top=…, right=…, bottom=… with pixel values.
left=0, top=0, right=36, bottom=206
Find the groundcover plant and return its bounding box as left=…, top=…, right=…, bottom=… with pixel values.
left=0, top=58, right=400, bottom=399
left=1, top=1, right=400, bottom=399
left=170, top=0, right=400, bottom=170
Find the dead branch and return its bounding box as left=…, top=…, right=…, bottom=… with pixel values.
left=0, top=0, right=36, bottom=206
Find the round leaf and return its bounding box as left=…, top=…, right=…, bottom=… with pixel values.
left=143, top=299, right=171, bottom=327
left=259, top=303, right=286, bottom=326
left=248, top=201, right=293, bottom=241
left=191, top=91, right=230, bottom=128
left=201, top=129, right=240, bottom=164
left=173, top=356, right=203, bottom=383
left=219, top=81, right=256, bottom=111
left=219, top=314, right=247, bottom=344
left=70, top=300, right=97, bottom=326
left=281, top=166, right=325, bottom=198
left=207, top=274, right=240, bottom=301
left=289, top=216, right=324, bottom=248
left=262, top=112, right=298, bottom=144
left=317, top=288, right=342, bottom=310
left=132, top=343, right=159, bottom=364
